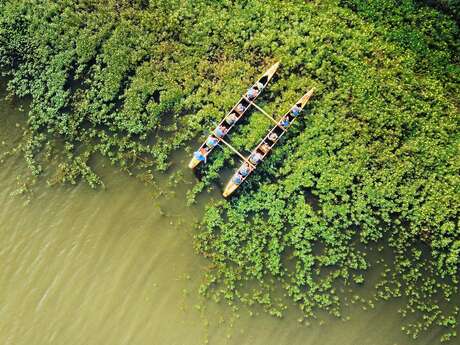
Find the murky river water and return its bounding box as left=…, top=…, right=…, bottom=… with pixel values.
left=0, top=83, right=453, bottom=345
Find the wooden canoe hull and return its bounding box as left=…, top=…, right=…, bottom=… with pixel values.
left=188, top=62, right=280, bottom=169
left=223, top=88, right=315, bottom=197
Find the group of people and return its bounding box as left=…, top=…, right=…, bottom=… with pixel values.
left=194, top=96, right=303, bottom=172
left=231, top=148, right=264, bottom=185
left=231, top=104, right=303, bottom=185
left=192, top=103, right=243, bottom=164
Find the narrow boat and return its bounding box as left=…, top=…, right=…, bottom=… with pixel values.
left=223, top=88, right=314, bottom=197
left=188, top=62, right=280, bottom=169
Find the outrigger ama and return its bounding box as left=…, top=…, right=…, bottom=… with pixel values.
left=223, top=88, right=315, bottom=197
left=188, top=62, right=280, bottom=169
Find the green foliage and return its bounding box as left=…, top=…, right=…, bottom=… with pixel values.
left=0, top=0, right=458, bottom=342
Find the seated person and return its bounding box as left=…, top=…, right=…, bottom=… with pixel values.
left=193, top=147, right=208, bottom=163
left=246, top=86, right=259, bottom=100
left=232, top=173, right=243, bottom=185
left=225, top=112, right=238, bottom=125
left=246, top=81, right=265, bottom=100
left=259, top=142, right=271, bottom=154
left=235, top=103, right=246, bottom=114
left=291, top=105, right=302, bottom=117
left=214, top=125, right=228, bottom=138
left=268, top=132, right=278, bottom=142
left=206, top=136, right=218, bottom=148
left=249, top=151, right=263, bottom=165
left=239, top=163, right=251, bottom=177
left=279, top=115, right=290, bottom=128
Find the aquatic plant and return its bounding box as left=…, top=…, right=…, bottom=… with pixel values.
left=0, top=0, right=458, bottom=341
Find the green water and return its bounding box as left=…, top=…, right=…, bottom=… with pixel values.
left=0, top=87, right=449, bottom=345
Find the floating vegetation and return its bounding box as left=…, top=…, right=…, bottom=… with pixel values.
left=0, top=0, right=458, bottom=342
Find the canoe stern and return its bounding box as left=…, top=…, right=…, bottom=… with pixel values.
left=188, top=156, right=201, bottom=169
left=223, top=181, right=239, bottom=198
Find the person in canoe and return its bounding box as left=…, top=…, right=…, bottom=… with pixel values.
left=260, top=142, right=271, bottom=154
left=193, top=147, right=208, bottom=164
left=239, top=163, right=251, bottom=177
left=268, top=131, right=278, bottom=142
left=206, top=135, right=219, bottom=148
left=246, top=81, right=264, bottom=100
left=246, top=87, right=259, bottom=100
left=235, top=103, right=246, bottom=114
left=214, top=125, right=228, bottom=138
left=291, top=104, right=302, bottom=117
left=279, top=115, right=290, bottom=128
left=249, top=151, right=263, bottom=165
left=232, top=173, right=243, bottom=185
left=225, top=112, right=238, bottom=126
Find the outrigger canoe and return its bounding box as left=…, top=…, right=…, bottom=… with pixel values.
left=188, top=62, right=280, bottom=169
left=223, top=88, right=315, bottom=197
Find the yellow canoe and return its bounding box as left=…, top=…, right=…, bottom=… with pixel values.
left=223, top=88, right=315, bottom=197
left=188, top=62, right=280, bottom=169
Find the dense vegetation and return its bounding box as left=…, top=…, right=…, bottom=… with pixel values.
left=0, top=0, right=459, bottom=342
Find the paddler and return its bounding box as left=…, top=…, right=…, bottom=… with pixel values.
left=291, top=104, right=302, bottom=117
left=279, top=115, right=290, bottom=128
left=268, top=131, right=278, bottom=142
left=246, top=86, right=258, bottom=100
left=235, top=103, right=246, bottom=114
left=246, top=81, right=264, bottom=100
left=225, top=112, right=238, bottom=126
left=214, top=125, right=228, bottom=138
left=232, top=173, right=243, bottom=185
left=206, top=135, right=219, bottom=148
left=193, top=147, right=208, bottom=164
left=239, top=163, right=251, bottom=177
left=260, top=142, right=270, bottom=154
